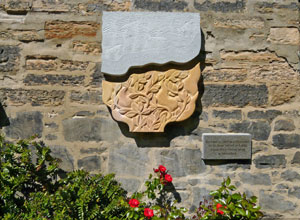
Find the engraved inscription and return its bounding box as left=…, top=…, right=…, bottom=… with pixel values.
left=202, top=133, right=251, bottom=160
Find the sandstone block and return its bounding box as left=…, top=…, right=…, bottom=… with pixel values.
left=32, top=0, right=71, bottom=12
left=269, top=83, right=298, bottom=106
left=214, top=18, right=264, bottom=29
left=101, top=12, right=200, bottom=75
left=45, top=21, right=100, bottom=39
left=26, top=56, right=57, bottom=71
left=72, top=41, right=101, bottom=55
left=5, top=0, right=32, bottom=14
left=268, top=28, right=299, bottom=45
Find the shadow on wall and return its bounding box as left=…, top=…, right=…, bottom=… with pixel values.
left=105, top=29, right=207, bottom=147
left=0, top=102, right=10, bottom=129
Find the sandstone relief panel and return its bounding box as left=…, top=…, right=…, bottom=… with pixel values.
left=103, top=63, right=200, bottom=132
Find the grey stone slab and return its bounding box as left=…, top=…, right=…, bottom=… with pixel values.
left=101, top=12, right=201, bottom=75
left=202, top=133, right=251, bottom=160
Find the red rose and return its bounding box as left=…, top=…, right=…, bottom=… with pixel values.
left=144, top=208, right=154, bottom=219
left=164, top=174, right=173, bottom=183
left=129, top=198, right=139, bottom=208
left=216, top=203, right=224, bottom=215
left=158, top=165, right=166, bottom=173
left=154, top=168, right=159, bottom=173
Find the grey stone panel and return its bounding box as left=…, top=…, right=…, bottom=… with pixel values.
left=274, top=119, right=296, bottom=131
left=272, top=134, right=300, bottom=149
left=4, top=111, right=43, bottom=139
left=239, top=173, right=272, bottom=185
left=254, top=154, right=286, bottom=169
left=101, top=12, right=200, bottom=75
left=77, top=155, right=101, bottom=172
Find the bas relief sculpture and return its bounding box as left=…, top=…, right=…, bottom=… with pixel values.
left=101, top=12, right=201, bottom=132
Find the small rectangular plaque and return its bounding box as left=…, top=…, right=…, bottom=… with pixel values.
left=202, top=133, right=251, bottom=160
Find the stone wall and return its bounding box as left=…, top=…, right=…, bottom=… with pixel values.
left=0, top=0, right=299, bottom=219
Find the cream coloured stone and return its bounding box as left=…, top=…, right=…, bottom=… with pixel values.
left=101, top=12, right=201, bottom=75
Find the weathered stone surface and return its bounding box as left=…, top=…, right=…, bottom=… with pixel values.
left=59, top=60, right=89, bottom=71
left=78, top=156, right=101, bottom=172
left=194, top=0, right=245, bottom=12
left=229, top=121, right=271, bottom=141
left=63, top=117, right=122, bottom=142
left=90, top=63, right=103, bottom=87
left=108, top=144, right=149, bottom=177
left=268, top=28, right=299, bottom=45
left=202, top=133, right=251, bottom=160
left=32, top=0, right=72, bottom=12
left=72, top=41, right=101, bottom=55
left=239, top=173, right=271, bottom=185
left=202, top=84, right=268, bottom=107
left=272, top=134, right=300, bottom=149
left=292, top=152, right=300, bottom=164
left=73, top=111, right=95, bottom=117
left=80, top=147, right=106, bottom=154
left=45, top=122, right=58, bottom=129
left=5, top=0, right=32, bottom=14
left=274, top=119, right=295, bottom=131
left=116, top=178, right=141, bottom=193
left=45, top=134, right=57, bottom=140
left=70, top=90, right=101, bottom=104
left=13, top=30, right=44, bottom=42
left=0, top=88, right=65, bottom=106
left=103, top=64, right=200, bottom=132
left=259, top=191, right=296, bottom=212
left=0, top=45, right=20, bottom=73
left=202, top=67, right=247, bottom=82
left=49, top=145, right=74, bottom=171
left=254, top=155, right=286, bottom=169
left=4, top=111, right=43, bottom=139
left=134, top=0, right=188, bottom=11
left=26, top=56, right=57, bottom=71
left=24, top=74, right=85, bottom=86
left=288, top=187, right=300, bottom=199
left=269, top=83, right=298, bottom=106
left=101, top=12, right=200, bottom=75
left=190, top=187, right=211, bottom=212
left=247, top=110, right=282, bottom=122
left=281, top=170, right=300, bottom=182
left=220, top=51, right=282, bottom=63
left=212, top=110, right=241, bottom=119
left=155, top=149, right=206, bottom=177
left=45, top=21, right=100, bottom=39
left=214, top=18, right=264, bottom=29
left=79, top=1, right=131, bottom=13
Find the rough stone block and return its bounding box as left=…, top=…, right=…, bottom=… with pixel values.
left=254, top=155, right=286, bottom=169
left=32, top=0, right=71, bottom=12
left=214, top=18, right=264, bottom=29
left=70, top=90, right=101, bottom=104
left=49, top=145, right=74, bottom=171
left=212, top=110, right=242, bottom=119
left=288, top=187, right=300, bottom=199
left=202, top=84, right=268, bottom=107
left=116, top=178, right=141, bottom=193
left=259, top=191, right=296, bottom=212
left=272, top=134, right=300, bottom=149
left=292, top=152, right=300, bottom=164
left=4, top=111, right=43, bottom=139
left=229, top=121, right=271, bottom=141
left=45, top=134, right=57, bottom=140
left=108, top=144, right=150, bottom=177
left=155, top=148, right=206, bottom=177
left=194, top=0, right=245, bottom=12
left=134, top=0, right=188, bottom=11
left=101, top=12, right=200, bottom=75
left=269, top=83, right=298, bottom=106
left=72, top=41, right=101, bottom=55
left=26, top=56, right=57, bottom=71
left=274, top=119, right=295, bottom=131
left=13, top=30, right=44, bottom=42
left=239, top=173, right=271, bottom=185
left=63, top=117, right=121, bottom=142
left=45, top=21, right=100, bottom=39
left=281, top=170, right=300, bottom=182
left=59, top=60, right=89, bottom=71
left=102, top=64, right=200, bottom=132
left=5, top=0, right=32, bottom=14
left=90, top=63, right=103, bottom=87
left=247, top=110, right=282, bottom=122
left=202, top=67, right=247, bottom=82
left=268, top=28, right=299, bottom=45
left=0, top=45, right=20, bottom=73
left=79, top=1, right=131, bottom=13
left=24, top=74, right=85, bottom=86
left=78, top=156, right=101, bottom=172
left=0, top=88, right=65, bottom=106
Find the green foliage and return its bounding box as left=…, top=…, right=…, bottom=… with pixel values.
left=193, top=177, right=263, bottom=220
left=0, top=135, right=128, bottom=220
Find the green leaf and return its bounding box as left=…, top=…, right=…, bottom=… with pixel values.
left=226, top=177, right=231, bottom=186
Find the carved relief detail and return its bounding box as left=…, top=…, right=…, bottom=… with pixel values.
left=102, top=63, right=201, bottom=132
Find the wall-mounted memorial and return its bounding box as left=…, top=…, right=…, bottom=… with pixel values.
left=101, top=12, right=201, bottom=132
